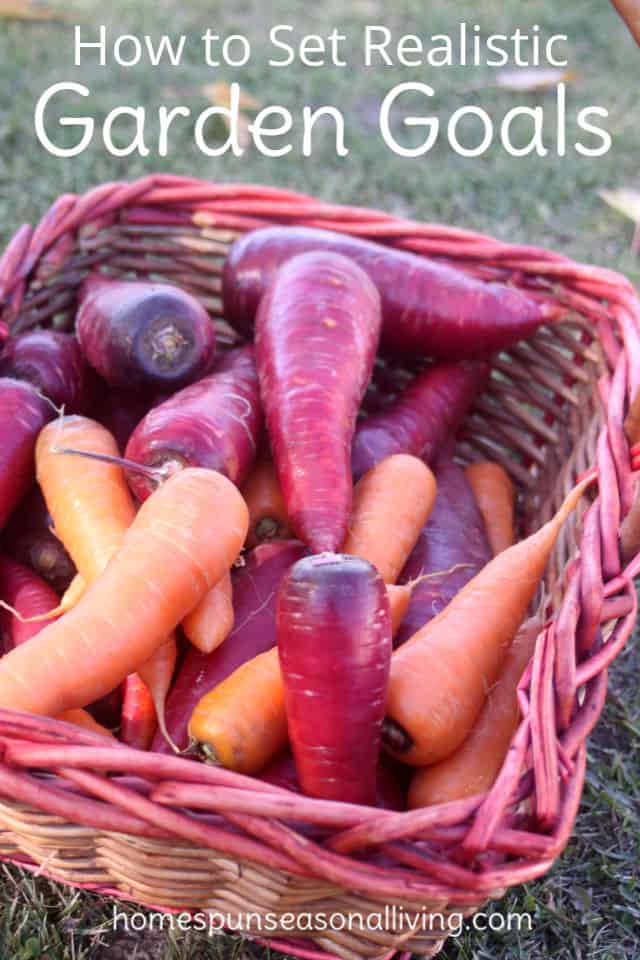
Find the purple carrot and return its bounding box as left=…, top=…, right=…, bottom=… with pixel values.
left=2, top=487, right=75, bottom=594
left=0, top=330, right=95, bottom=414
left=255, top=251, right=381, bottom=552
left=125, top=346, right=262, bottom=502
left=277, top=553, right=391, bottom=805
left=0, top=555, right=61, bottom=653
left=76, top=276, right=216, bottom=392
left=223, top=226, right=552, bottom=356
left=93, top=389, right=156, bottom=454
left=352, top=359, right=490, bottom=480
left=394, top=456, right=491, bottom=647
left=260, top=750, right=406, bottom=811
left=152, top=540, right=306, bottom=754
left=0, top=378, right=53, bottom=531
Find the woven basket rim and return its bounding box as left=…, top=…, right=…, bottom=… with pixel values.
left=0, top=174, right=639, bottom=960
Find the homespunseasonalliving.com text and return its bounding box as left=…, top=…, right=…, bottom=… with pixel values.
left=34, top=23, right=612, bottom=160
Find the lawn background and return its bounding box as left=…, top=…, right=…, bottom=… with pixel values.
left=0, top=1, right=638, bottom=957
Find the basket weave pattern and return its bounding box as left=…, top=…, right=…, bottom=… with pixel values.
left=0, top=175, right=639, bottom=960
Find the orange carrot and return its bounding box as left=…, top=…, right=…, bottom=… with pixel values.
left=57, top=709, right=115, bottom=739
left=242, top=459, right=292, bottom=548
left=0, top=468, right=249, bottom=716
left=36, top=416, right=180, bottom=728
left=408, top=618, right=541, bottom=807
left=188, top=581, right=408, bottom=774
left=189, top=646, right=287, bottom=774
left=137, top=633, right=177, bottom=745
left=343, top=454, right=436, bottom=583
left=465, top=461, right=515, bottom=556
left=181, top=572, right=234, bottom=654
left=36, top=417, right=136, bottom=584
left=388, top=583, right=413, bottom=636
left=120, top=673, right=157, bottom=750
left=383, top=477, right=590, bottom=766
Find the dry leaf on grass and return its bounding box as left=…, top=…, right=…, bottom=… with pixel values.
left=495, top=68, right=580, bottom=91
left=200, top=82, right=262, bottom=150
left=599, top=188, right=640, bottom=223
left=200, top=82, right=262, bottom=112
left=0, top=0, right=67, bottom=19
left=599, top=188, right=640, bottom=254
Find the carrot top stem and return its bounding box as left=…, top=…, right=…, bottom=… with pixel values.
left=50, top=445, right=167, bottom=483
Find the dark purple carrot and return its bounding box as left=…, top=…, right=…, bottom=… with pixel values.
left=260, top=750, right=406, bottom=811
left=0, top=378, right=53, bottom=531
left=152, top=539, right=306, bottom=754
left=0, top=330, right=94, bottom=414
left=277, top=553, right=391, bottom=805
left=352, top=359, right=490, bottom=480
left=223, top=226, right=552, bottom=357
left=124, top=346, right=262, bottom=502
left=93, top=389, right=155, bottom=454
left=255, top=252, right=381, bottom=552
left=86, top=684, right=123, bottom=730
left=2, top=487, right=76, bottom=594
left=394, top=456, right=491, bottom=647
left=76, top=276, right=216, bottom=392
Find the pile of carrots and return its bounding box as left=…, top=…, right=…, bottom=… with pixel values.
left=0, top=224, right=593, bottom=813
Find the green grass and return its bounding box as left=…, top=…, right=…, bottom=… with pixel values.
left=0, top=1, right=639, bottom=958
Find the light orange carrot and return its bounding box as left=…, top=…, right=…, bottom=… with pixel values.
left=137, top=633, right=177, bottom=745
left=383, top=477, right=590, bottom=766
left=387, top=583, right=412, bottom=637
left=0, top=469, right=249, bottom=716
left=189, top=646, right=287, bottom=774
left=343, top=454, right=436, bottom=583
left=408, top=617, right=541, bottom=807
left=181, top=572, right=234, bottom=654
left=465, top=461, right=515, bottom=556
left=36, top=416, right=136, bottom=584
left=242, top=458, right=292, bottom=548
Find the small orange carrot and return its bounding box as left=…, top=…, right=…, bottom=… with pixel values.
left=242, top=459, right=292, bottom=548
left=383, top=477, right=590, bottom=766
left=181, top=572, right=234, bottom=654
left=189, top=646, right=287, bottom=774
left=0, top=469, right=249, bottom=716
left=388, top=583, right=413, bottom=636
left=36, top=417, right=136, bottom=584
left=343, top=454, right=436, bottom=583
left=465, top=461, right=515, bottom=556
left=57, top=709, right=115, bottom=739
left=137, top=633, right=177, bottom=746
left=120, top=674, right=157, bottom=750
left=408, top=618, right=541, bottom=807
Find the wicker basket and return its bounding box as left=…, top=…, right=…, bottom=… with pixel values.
left=0, top=175, right=639, bottom=960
